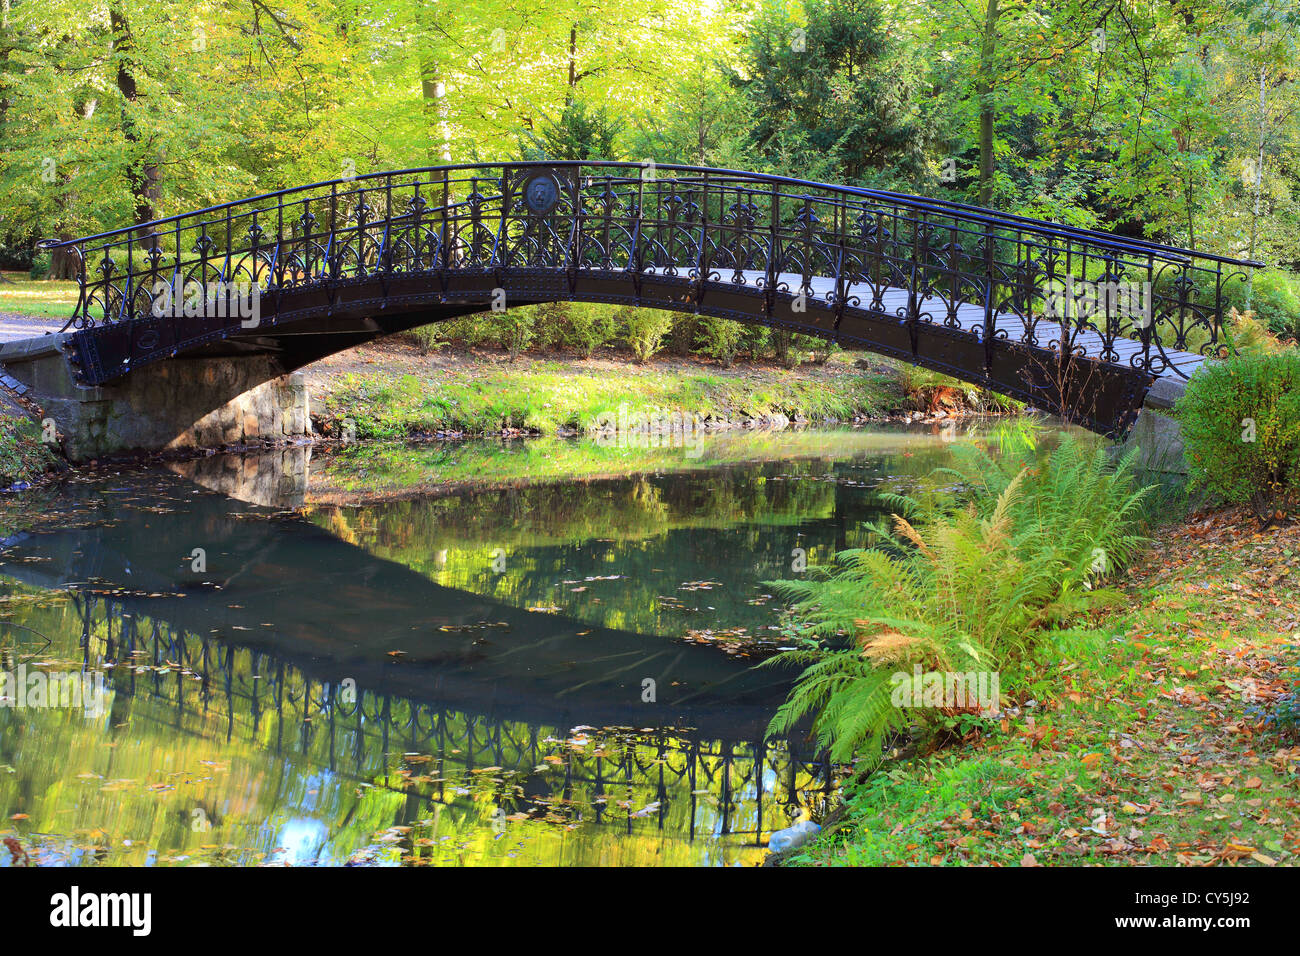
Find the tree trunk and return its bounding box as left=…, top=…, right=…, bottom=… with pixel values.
left=566, top=24, right=578, bottom=106
left=420, top=62, right=452, bottom=163
left=976, top=0, right=1000, bottom=207
left=50, top=244, right=81, bottom=281
left=110, top=6, right=159, bottom=233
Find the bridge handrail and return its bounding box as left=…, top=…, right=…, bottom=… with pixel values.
left=38, top=160, right=1264, bottom=271
left=39, top=159, right=1263, bottom=424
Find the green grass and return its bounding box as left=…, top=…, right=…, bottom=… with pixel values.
left=319, top=359, right=899, bottom=439
left=0, top=273, right=79, bottom=318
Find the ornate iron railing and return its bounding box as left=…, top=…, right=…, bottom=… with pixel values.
left=40, top=161, right=1262, bottom=380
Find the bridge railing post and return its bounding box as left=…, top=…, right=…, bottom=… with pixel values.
left=983, top=221, right=996, bottom=372
left=905, top=209, right=924, bottom=359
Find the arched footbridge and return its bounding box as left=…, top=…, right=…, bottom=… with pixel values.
left=38, top=161, right=1262, bottom=438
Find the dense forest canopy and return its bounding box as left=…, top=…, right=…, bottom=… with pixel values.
left=1, top=0, right=1297, bottom=271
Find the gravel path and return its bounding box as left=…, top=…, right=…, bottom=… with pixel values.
left=0, top=312, right=64, bottom=342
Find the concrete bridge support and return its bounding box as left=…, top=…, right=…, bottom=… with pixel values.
left=0, top=333, right=311, bottom=462
left=1118, top=377, right=1188, bottom=475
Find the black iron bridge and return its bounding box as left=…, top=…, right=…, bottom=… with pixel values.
left=39, top=161, right=1263, bottom=436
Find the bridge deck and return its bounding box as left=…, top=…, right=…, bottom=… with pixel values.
left=736, top=271, right=1206, bottom=379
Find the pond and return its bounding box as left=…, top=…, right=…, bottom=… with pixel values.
left=0, top=423, right=1001, bottom=866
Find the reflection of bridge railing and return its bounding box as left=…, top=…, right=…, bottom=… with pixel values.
left=75, top=594, right=833, bottom=843
left=40, top=163, right=1260, bottom=405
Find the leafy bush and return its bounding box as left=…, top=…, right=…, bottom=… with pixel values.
left=0, top=413, right=59, bottom=485
left=666, top=313, right=699, bottom=356
left=619, top=306, right=675, bottom=362
left=466, top=308, right=536, bottom=359
left=404, top=322, right=448, bottom=354
left=1175, top=347, right=1300, bottom=525
left=764, top=430, right=1151, bottom=763
left=1221, top=270, right=1300, bottom=341
left=28, top=252, right=50, bottom=280
left=556, top=302, right=615, bottom=358
left=770, top=327, right=800, bottom=367
left=695, top=316, right=745, bottom=366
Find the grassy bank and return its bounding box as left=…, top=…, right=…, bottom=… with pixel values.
left=786, top=505, right=1300, bottom=866
left=0, top=274, right=79, bottom=318
left=310, top=344, right=912, bottom=438
left=0, top=411, right=58, bottom=488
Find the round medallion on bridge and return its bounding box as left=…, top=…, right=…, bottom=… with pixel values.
left=523, top=173, right=560, bottom=215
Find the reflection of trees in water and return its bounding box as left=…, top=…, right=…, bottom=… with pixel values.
left=0, top=593, right=834, bottom=864
left=306, top=461, right=911, bottom=640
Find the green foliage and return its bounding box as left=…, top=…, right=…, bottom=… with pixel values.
left=520, top=101, right=623, bottom=161
left=695, top=316, right=745, bottom=366
left=554, top=302, right=615, bottom=358
left=28, top=252, right=51, bottom=280
left=736, top=0, right=925, bottom=184
left=1175, top=348, right=1300, bottom=524
left=764, top=430, right=1151, bottom=763
left=1220, top=271, right=1300, bottom=341
left=404, top=322, right=448, bottom=354
left=619, top=307, right=675, bottom=363
left=0, top=413, right=59, bottom=485
left=3, top=0, right=1300, bottom=283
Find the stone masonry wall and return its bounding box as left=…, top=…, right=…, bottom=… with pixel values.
left=0, top=335, right=310, bottom=462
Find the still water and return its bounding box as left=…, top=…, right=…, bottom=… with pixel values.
left=0, top=425, right=990, bottom=866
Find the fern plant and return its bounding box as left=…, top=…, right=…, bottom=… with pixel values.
left=764, top=429, right=1153, bottom=764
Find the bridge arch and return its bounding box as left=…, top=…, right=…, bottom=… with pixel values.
left=38, top=161, right=1261, bottom=438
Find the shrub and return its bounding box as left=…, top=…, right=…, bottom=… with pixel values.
left=695, top=316, right=745, bottom=367
left=0, top=413, right=59, bottom=485
left=770, top=327, right=800, bottom=367
left=1221, top=269, right=1300, bottom=341
left=1175, top=347, right=1300, bottom=526
left=667, top=313, right=699, bottom=356
left=557, top=302, right=615, bottom=358
left=764, top=431, right=1151, bottom=763
left=464, top=308, right=536, bottom=359
left=1223, top=309, right=1286, bottom=356
left=619, top=306, right=674, bottom=362
left=799, top=334, right=839, bottom=365
left=499, top=309, right=536, bottom=359
left=28, top=252, right=50, bottom=280
left=527, top=302, right=569, bottom=351
left=404, top=322, right=447, bottom=354
left=741, top=324, right=770, bottom=361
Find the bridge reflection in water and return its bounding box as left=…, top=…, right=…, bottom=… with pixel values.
left=0, top=433, right=938, bottom=864
left=69, top=591, right=833, bottom=863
